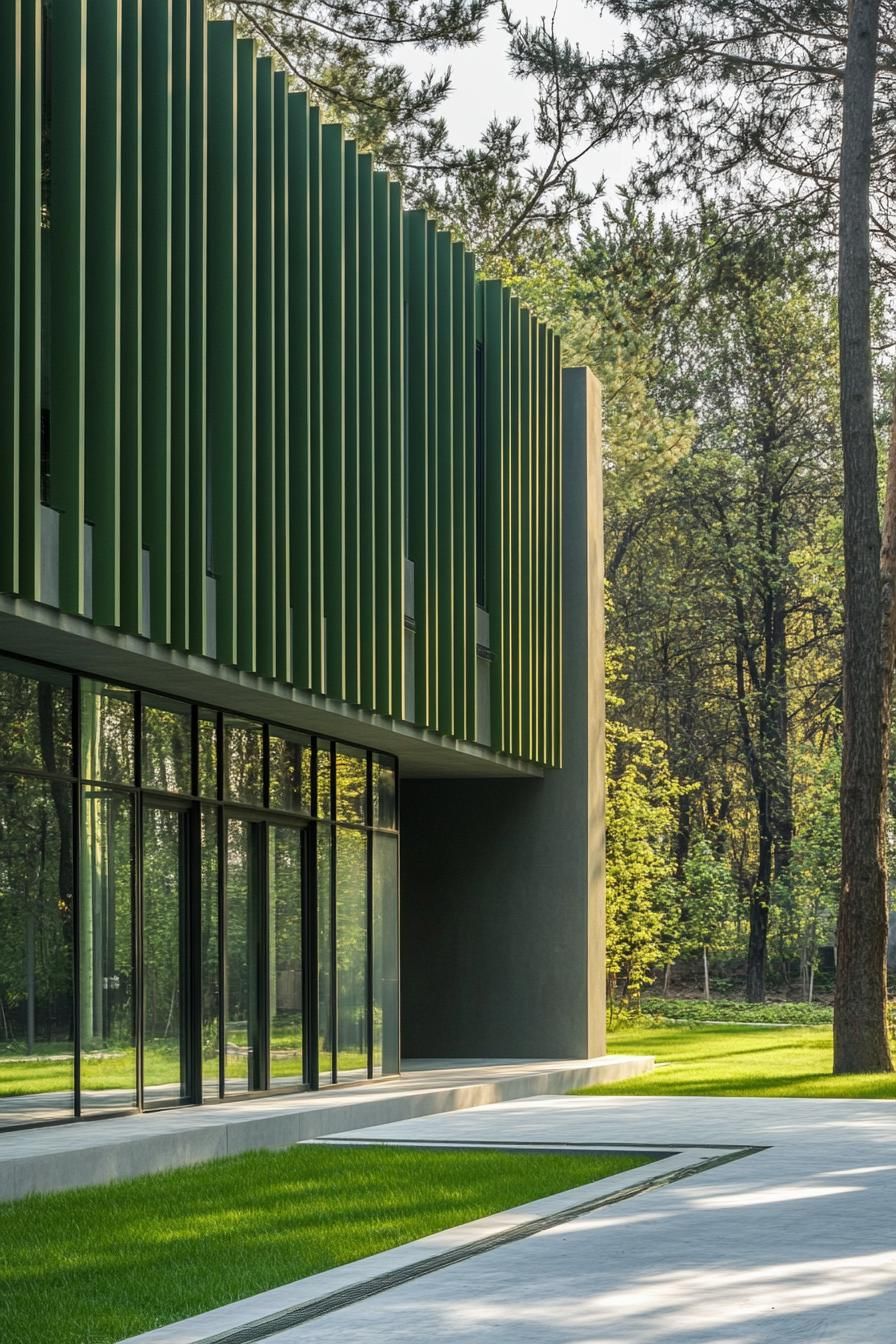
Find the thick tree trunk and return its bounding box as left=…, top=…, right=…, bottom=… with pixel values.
left=834, top=0, right=893, bottom=1074
left=746, top=813, right=771, bottom=1002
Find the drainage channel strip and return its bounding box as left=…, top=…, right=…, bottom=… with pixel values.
left=195, top=1143, right=765, bottom=1344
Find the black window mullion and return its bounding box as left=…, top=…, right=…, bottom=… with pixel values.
left=366, top=754, right=373, bottom=1079
left=72, top=675, right=82, bottom=1116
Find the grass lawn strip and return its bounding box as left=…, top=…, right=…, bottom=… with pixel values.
left=580, top=1022, right=896, bottom=1099
left=0, top=1143, right=650, bottom=1344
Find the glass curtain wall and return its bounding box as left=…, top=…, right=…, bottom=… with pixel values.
left=0, top=653, right=399, bottom=1130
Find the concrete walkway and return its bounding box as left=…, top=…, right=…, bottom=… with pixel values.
left=0, top=1055, right=652, bottom=1201
left=132, top=1093, right=896, bottom=1344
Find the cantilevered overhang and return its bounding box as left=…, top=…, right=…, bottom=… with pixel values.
left=0, top=597, right=542, bottom=779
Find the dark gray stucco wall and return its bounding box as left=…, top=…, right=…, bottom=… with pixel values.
left=400, top=368, right=606, bottom=1061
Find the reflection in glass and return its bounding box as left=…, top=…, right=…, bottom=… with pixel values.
left=142, top=697, right=192, bottom=794
left=372, top=834, right=399, bottom=1076
left=317, top=827, right=333, bottom=1083
left=0, top=658, right=73, bottom=775
left=336, top=828, right=368, bottom=1081
left=198, top=710, right=218, bottom=798
left=223, top=717, right=263, bottom=806
left=336, top=746, right=367, bottom=826
left=371, top=755, right=397, bottom=830
left=0, top=773, right=75, bottom=1127
left=79, top=789, right=136, bottom=1109
left=269, top=731, right=311, bottom=814
left=81, top=681, right=135, bottom=784
left=316, top=741, right=332, bottom=818
left=224, top=818, right=260, bottom=1091
left=142, top=806, right=189, bottom=1107
left=201, top=807, right=220, bottom=1099
left=269, top=826, right=303, bottom=1089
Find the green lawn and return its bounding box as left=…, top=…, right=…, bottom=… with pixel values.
left=581, top=1022, right=896, bottom=1098
left=0, top=1144, right=651, bottom=1344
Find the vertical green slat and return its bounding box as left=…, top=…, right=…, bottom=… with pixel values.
left=236, top=38, right=257, bottom=671
left=433, top=227, right=452, bottom=733
left=169, top=0, right=190, bottom=649
left=500, top=288, right=512, bottom=755
left=142, top=0, right=172, bottom=643
left=308, top=105, right=325, bottom=692
left=120, top=0, right=142, bottom=634
left=482, top=280, right=504, bottom=751
left=343, top=139, right=360, bottom=706
left=464, top=255, right=477, bottom=740
left=388, top=181, right=405, bottom=719
left=206, top=21, right=237, bottom=665
left=372, top=172, right=391, bottom=714
left=255, top=56, right=275, bottom=679
left=540, top=321, right=548, bottom=768
left=48, top=0, right=87, bottom=616
left=85, top=0, right=122, bottom=628
left=287, top=91, right=312, bottom=689
left=520, top=309, right=532, bottom=761
left=273, top=70, right=290, bottom=683
left=405, top=211, right=429, bottom=725
left=546, top=329, right=556, bottom=765
left=554, top=331, right=563, bottom=766
left=1, top=0, right=22, bottom=595
left=450, top=240, right=466, bottom=739
left=357, top=152, right=376, bottom=711
left=187, top=0, right=206, bottom=655
left=18, top=0, right=41, bottom=601
left=426, top=221, right=440, bottom=726
left=321, top=123, right=346, bottom=700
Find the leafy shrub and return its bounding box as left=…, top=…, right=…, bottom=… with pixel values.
left=638, top=996, right=833, bottom=1026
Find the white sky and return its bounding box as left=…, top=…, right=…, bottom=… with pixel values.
left=401, top=0, right=638, bottom=196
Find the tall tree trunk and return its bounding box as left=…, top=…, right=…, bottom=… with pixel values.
left=747, top=804, right=772, bottom=1002
left=835, top=0, right=893, bottom=1073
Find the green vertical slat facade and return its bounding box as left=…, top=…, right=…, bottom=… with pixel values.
left=1, top=0, right=22, bottom=597
left=2, top=2, right=563, bottom=768
left=142, top=0, right=172, bottom=644
left=48, top=0, right=87, bottom=617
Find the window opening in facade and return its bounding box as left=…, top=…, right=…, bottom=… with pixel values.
left=0, top=653, right=399, bottom=1131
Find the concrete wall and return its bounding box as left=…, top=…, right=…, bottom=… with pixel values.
left=400, top=368, right=606, bottom=1060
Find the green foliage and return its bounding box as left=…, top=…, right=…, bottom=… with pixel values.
left=0, top=1146, right=650, bottom=1344
left=639, top=997, right=833, bottom=1026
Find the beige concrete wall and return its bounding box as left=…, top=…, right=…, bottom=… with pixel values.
left=400, top=367, right=606, bottom=1060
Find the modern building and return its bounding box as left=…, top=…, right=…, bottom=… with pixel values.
left=0, top=0, right=606, bottom=1131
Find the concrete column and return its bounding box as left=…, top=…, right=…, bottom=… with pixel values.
left=400, top=367, right=606, bottom=1060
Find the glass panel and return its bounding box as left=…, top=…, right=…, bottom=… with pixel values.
left=0, top=773, right=75, bottom=1128
left=316, top=741, right=332, bottom=819
left=224, top=817, right=262, bottom=1092
left=269, top=731, right=311, bottom=814
left=142, top=697, right=192, bottom=795
left=223, top=717, right=263, bottom=806
left=372, top=834, right=399, bottom=1076
left=335, top=745, right=367, bottom=826
left=81, top=681, right=135, bottom=784
left=79, top=789, right=136, bottom=1110
left=268, top=826, right=304, bottom=1089
left=201, top=807, right=220, bottom=1099
left=336, top=827, right=368, bottom=1081
left=371, top=755, right=397, bottom=831
left=197, top=710, right=218, bottom=799
left=0, top=657, right=73, bottom=775
left=142, top=806, right=189, bottom=1107
left=317, top=826, right=333, bottom=1083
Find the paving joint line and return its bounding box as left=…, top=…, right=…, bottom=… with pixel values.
left=190, top=1143, right=766, bottom=1344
